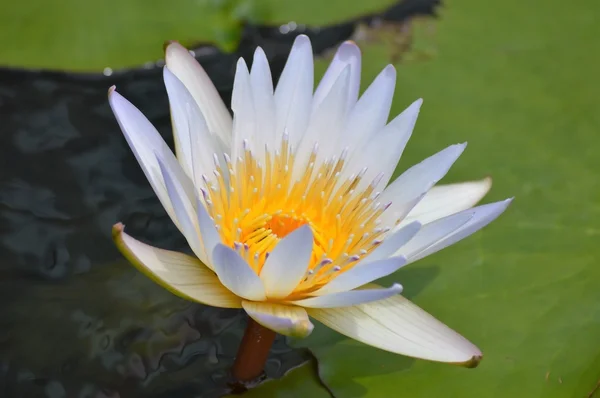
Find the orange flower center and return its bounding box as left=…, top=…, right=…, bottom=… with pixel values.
left=266, top=213, right=307, bottom=239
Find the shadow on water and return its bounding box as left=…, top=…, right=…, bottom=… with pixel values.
left=0, top=1, right=439, bottom=396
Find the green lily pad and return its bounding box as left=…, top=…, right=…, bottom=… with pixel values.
left=0, top=0, right=218, bottom=70
left=0, top=0, right=396, bottom=71
left=259, top=0, right=396, bottom=25
left=280, top=0, right=600, bottom=396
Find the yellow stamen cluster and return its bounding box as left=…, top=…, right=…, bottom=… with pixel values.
left=201, top=135, right=392, bottom=294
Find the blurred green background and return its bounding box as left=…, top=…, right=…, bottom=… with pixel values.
left=2, top=0, right=598, bottom=397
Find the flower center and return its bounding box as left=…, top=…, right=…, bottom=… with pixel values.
left=266, top=213, right=307, bottom=239
left=200, top=135, right=392, bottom=294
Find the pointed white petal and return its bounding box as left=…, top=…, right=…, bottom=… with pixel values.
left=164, top=42, right=232, bottom=150
left=157, top=156, right=206, bottom=263
left=163, top=66, right=218, bottom=186
left=231, top=58, right=256, bottom=158
left=250, top=47, right=276, bottom=162
left=274, top=35, right=314, bottom=149
left=342, top=65, right=396, bottom=158
left=108, top=89, right=194, bottom=227
left=312, top=40, right=361, bottom=113
left=260, top=225, right=313, bottom=299
left=403, top=177, right=492, bottom=225
left=242, top=301, right=314, bottom=338
left=407, top=199, right=513, bottom=263
left=394, top=210, right=474, bottom=260
left=314, top=257, right=407, bottom=296
left=212, top=244, right=266, bottom=301
left=196, top=200, right=221, bottom=270
left=350, top=99, right=423, bottom=192
left=380, top=144, right=466, bottom=226
left=364, top=221, right=421, bottom=264
left=308, top=287, right=482, bottom=366
left=293, top=66, right=351, bottom=181
left=294, top=283, right=402, bottom=308
left=112, top=223, right=241, bottom=308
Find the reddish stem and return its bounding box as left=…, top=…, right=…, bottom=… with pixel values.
left=231, top=318, right=276, bottom=382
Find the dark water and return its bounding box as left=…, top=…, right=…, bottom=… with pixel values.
left=0, top=1, right=438, bottom=397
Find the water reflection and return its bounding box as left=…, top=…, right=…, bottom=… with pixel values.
left=0, top=1, right=439, bottom=396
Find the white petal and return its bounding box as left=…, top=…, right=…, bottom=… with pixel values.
left=380, top=144, right=466, bottom=226
left=163, top=66, right=218, bottom=186
left=231, top=58, right=255, bottom=159
left=407, top=198, right=513, bottom=263
left=308, top=287, right=482, bottom=366
left=157, top=156, right=205, bottom=263
left=250, top=47, right=276, bottom=163
left=363, top=221, right=421, bottom=264
left=342, top=65, right=396, bottom=159
left=394, top=210, right=474, bottom=260
left=112, top=223, right=241, bottom=308
left=274, top=35, right=314, bottom=149
left=314, top=257, right=407, bottom=296
left=350, top=99, right=423, bottom=192
left=403, top=177, right=492, bottom=225
left=293, top=66, right=351, bottom=181
left=312, top=40, right=361, bottom=113
left=293, top=283, right=402, bottom=308
left=212, top=244, right=266, bottom=301
left=260, top=225, right=313, bottom=299
left=164, top=42, right=232, bottom=150
left=108, top=89, right=194, bottom=228
left=196, top=200, right=221, bottom=270
left=242, top=301, right=314, bottom=338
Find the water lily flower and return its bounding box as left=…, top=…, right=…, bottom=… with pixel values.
left=109, top=35, right=511, bottom=371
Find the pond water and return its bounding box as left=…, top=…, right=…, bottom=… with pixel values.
left=0, top=1, right=437, bottom=396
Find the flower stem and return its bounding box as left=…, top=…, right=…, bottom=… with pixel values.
left=232, top=318, right=276, bottom=382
